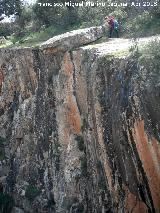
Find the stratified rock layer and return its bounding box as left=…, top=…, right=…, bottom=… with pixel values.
left=0, top=27, right=159, bottom=213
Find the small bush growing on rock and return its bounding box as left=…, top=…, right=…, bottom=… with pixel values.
left=80, top=156, right=88, bottom=177
left=81, top=118, right=88, bottom=132
left=96, top=160, right=102, bottom=169
left=131, top=39, right=160, bottom=91
left=96, top=160, right=107, bottom=190
left=0, top=192, right=14, bottom=213
left=53, top=142, right=61, bottom=171
left=0, top=149, right=5, bottom=161
left=75, top=135, right=85, bottom=151
left=0, top=137, right=6, bottom=161
left=76, top=203, right=84, bottom=213
left=62, top=196, right=78, bottom=211
left=0, top=23, right=13, bottom=37
left=25, top=185, right=41, bottom=201
left=0, top=136, right=7, bottom=145
left=71, top=202, right=84, bottom=213
left=98, top=176, right=107, bottom=190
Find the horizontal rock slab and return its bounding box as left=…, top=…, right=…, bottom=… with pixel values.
left=40, top=26, right=103, bottom=53
left=81, top=35, right=160, bottom=56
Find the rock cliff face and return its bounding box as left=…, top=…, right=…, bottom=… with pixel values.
left=0, top=27, right=159, bottom=213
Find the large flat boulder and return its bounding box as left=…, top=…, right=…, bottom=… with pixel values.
left=40, top=26, right=103, bottom=52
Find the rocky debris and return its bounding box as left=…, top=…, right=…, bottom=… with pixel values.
left=0, top=28, right=159, bottom=212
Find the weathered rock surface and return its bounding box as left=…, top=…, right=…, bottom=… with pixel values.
left=0, top=28, right=159, bottom=213
left=40, top=26, right=104, bottom=52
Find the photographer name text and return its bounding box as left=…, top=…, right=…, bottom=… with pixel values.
left=37, top=1, right=158, bottom=7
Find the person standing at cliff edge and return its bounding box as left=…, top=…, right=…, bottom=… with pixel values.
left=105, top=16, right=119, bottom=38
left=114, top=19, right=120, bottom=38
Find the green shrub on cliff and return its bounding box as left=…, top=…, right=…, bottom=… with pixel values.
left=25, top=185, right=41, bottom=201
left=75, top=135, right=85, bottom=151
left=0, top=136, right=7, bottom=145
left=0, top=149, right=5, bottom=161
left=138, top=39, right=160, bottom=89
left=0, top=192, right=14, bottom=213
left=124, top=11, right=160, bottom=38
left=140, top=39, right=160, bottom=58
left=62, top=196, right=78, bottom=211
left=0, top=137, right=7, bottom=161
left=80, top=156, right=88, bottom=177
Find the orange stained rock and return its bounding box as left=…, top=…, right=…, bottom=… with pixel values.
left=61, top=127, right=71, bottom=146
left=151, top=137, right=160, bottom=168
left=132, top=120, right=160, bottom=212
left=43, top=47, right=61, bottom=54
left=73, top=50, right=82, bottom=68
left=124, top=186, right=148, bottom=213
left=103, top=158, right=113, bottom=192
left=67, top=95, right=81, bottom=134
left=62, top=52, right=74, bottom=76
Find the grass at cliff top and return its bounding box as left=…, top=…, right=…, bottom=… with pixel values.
left=0, top=26, right=67, bottom=48
left=0, top=22, right=89, bottom=48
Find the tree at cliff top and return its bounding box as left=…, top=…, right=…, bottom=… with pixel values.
left=33, top=0, right=80, bottom=27
left=0, top=0, right=22, bottom=17
left=32, top=0, right=122, bottom=27
left=150, top=0, right=160, bottom=18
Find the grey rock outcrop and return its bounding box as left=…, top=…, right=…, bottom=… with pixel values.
left=40, top=26, right=103, bottom=51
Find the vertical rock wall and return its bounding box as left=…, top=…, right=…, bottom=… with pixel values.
left=71, top=49, right=160, bottom=213
left=0, top=27, right=159, bottom=213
